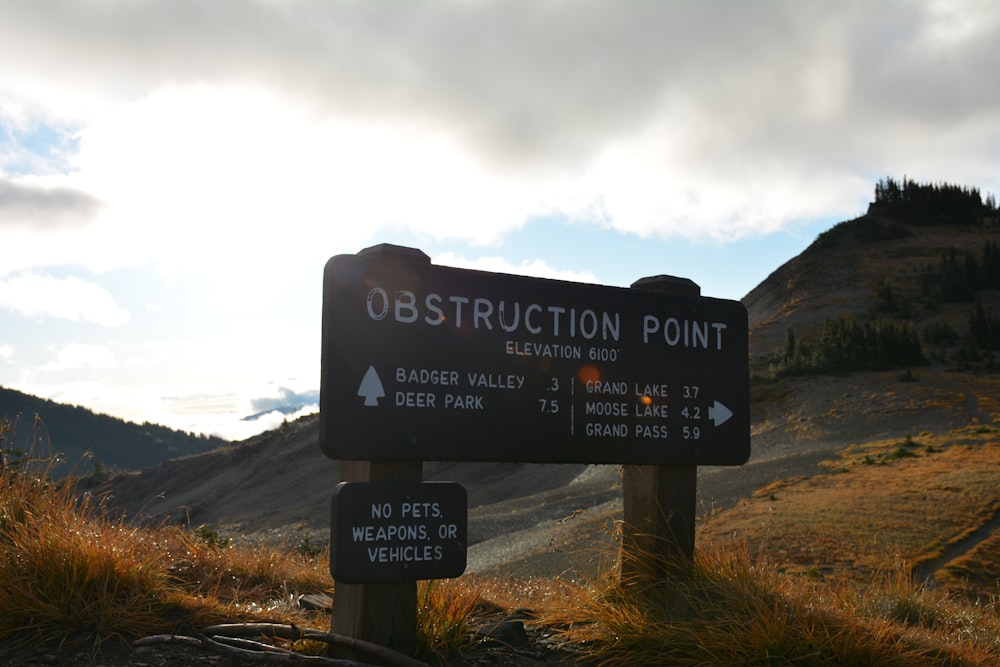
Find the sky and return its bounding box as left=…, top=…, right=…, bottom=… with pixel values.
left=2, top=0, right=999, bottom=441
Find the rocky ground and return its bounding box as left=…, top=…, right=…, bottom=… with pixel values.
left=1, top=642, right=228, bottom=667
left=0, top=619, right=579, bottom=666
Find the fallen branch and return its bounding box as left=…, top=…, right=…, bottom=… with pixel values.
left=135, top=633, right=377, bottom=666
left=132, top=634, right=202, bottom=649
left=134, top=623, right=427, bottom=667
left=198, top=633, right=366, bottom=665
left=201, top=623, right=426, bottom=667
left=207, top=634, right=296, bottom=655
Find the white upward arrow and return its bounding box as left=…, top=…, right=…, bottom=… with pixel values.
left=357, top=366, right=385, bottom=406
left=708, top=400, right=733, bottom=427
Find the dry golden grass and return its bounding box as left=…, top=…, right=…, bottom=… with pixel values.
left=0, top=424, right=331, bottom=651
left=539, top=540, right=1000, bottom=666
left=3, top=415, right=1000, bottom=665
left=0, top=422, right=551, bottom=661
left=702, top=428, right=1000, bottom=584
left=938, top=529, right=1000, bottom=597
left=414, top=577, right=483, bottom=656
left=0, top=471, right=173, bottom=647
left=457, top=432, right=1000, bottom=665
left=462, top=573, right=591, bottom=612
left=956, top=372, right=1000, bottom=421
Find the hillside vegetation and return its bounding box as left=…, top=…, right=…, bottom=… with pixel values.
left=0, top=387, right=225, bottom=476
left=746, top=176, right=1000, bottom=371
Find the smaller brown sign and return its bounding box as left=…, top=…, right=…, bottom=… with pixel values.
left=330, top=481, right=467, bottom=584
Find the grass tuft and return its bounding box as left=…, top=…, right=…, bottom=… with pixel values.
left=541, top=539, right=1000, bottom=666
left=0, top=420, right=331, bottom=652
left=415, top=578, right=482, bottom=658
left=0, top=449, right=170, bottom=648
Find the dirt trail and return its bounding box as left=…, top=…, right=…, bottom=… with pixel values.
left=928, top=367, right=995, bottom=426
left=913, top=505, right=1000, bottom=585
left=909, top=368, right=998, bottom=584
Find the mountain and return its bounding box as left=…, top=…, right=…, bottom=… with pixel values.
left=89, top=178, right=1000, bottom=575
left=746, top=176, right=1000, bottom=358
left=745, top=211, right=1000, bottom=359
left=0, top=387, right=226, bottom=476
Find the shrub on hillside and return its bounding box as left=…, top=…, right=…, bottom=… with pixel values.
left=767, top=318, right=925, bottom=379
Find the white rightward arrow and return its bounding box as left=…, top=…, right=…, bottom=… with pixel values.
left=357, top=366, right=385, bottom=406
left=708, top=400, right=733, bottom=427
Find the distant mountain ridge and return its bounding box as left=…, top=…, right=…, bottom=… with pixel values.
left=0, top=386, right=226, bottom=475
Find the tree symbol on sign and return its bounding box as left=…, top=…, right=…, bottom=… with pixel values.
left=357, top=366, right=385, bottom=406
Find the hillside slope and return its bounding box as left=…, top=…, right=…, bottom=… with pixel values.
left=106, top=414, right=615, bottom=569
left=0, top=386, right=225, bottom=475
left=744, top=209, right=1000, bottom=355
left=106, top=358, right=990, bottom=577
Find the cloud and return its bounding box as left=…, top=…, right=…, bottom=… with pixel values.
left=0, top=273, right=130, bottom=326
left=41, top=343, right=117, bottom=371
left=240, top=405, right=318, bottom=433
left=0, top=178, right=104, bottom=230
left=156, top=386, right=319, bottom=440
left=161, top=392, right=240, bottom=416
left=0, top=344, right=12, bottom=361
left=0, top=0, right=998, bottom=263
left=247, top=386, right=319, bottom=419
left=2, top=5, right=998, bottom=289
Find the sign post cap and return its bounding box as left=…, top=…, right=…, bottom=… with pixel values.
left=630, top=274, right=700, bottom=296
left=358, top=243, right=431, bottom=264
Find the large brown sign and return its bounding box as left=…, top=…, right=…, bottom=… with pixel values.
left=320, top=245, right=750, bottom=465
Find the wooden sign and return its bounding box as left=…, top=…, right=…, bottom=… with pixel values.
left=330, top=481, right=467, bottom=584
left=320, top=245, right=750, bottom=465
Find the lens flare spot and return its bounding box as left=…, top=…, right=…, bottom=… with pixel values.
left=577, top=365, right=601, bottom=384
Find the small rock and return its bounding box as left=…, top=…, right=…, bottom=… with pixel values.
left=474, top=619, right=528, bottom=648
left=298, top=592, right=333, bottom=611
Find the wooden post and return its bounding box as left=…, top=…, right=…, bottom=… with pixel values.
left=326, top=246, right=429, bottom=658
left=621, top=275, right=700, bottom=579
left=331, top=460, right=422, bottom=656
